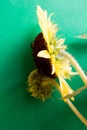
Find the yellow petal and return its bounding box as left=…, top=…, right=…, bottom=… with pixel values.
left=57, top=38, right=65, bottom=45
left=76, top=34, right=87, bottom=39
left=37, top=50, right=50, bottom=58
left=59, top=76, right=74, bottom=101
left=51, top=64, right=55, bottom=75
left=37, top=5, right=58, bottom=46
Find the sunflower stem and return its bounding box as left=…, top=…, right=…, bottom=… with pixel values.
left=61, top=51, right=87, bottom=85
left=66, top=99, right=87, bottom=126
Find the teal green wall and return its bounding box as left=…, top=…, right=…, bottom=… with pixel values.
left=0, top=0, right=87, bottom=130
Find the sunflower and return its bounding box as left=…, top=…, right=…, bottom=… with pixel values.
left=27, top=5, right=87, bottom=126
left=34, top=5, right=77, bottom=100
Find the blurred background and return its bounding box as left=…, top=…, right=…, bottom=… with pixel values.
left=0, top=0, right=87, bottom=130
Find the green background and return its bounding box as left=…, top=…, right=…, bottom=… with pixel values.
left=0, top=0, right=87, bottom=130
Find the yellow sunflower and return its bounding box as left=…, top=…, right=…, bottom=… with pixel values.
left=36, top=5, right=77, bottom=100
left=27, top=5, right=87, bottom=126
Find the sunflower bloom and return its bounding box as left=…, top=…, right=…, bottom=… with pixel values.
left=37, top=5, right=76, bottom=100
left=27, top=5, right=87, bottom=126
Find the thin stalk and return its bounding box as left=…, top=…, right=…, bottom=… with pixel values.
left=61, top=85, right=87, bottom=100
left=66, top=99, right=87, bottom=126
left=61, top=51, right=87, bottom=85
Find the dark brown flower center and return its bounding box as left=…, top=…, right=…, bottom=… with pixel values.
left=32, top=33, right=57, bottom=78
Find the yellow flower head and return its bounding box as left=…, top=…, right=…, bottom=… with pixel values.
left=36, top=5, right=77, bottom=101
left=27, top=6, right=87, bottom=126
